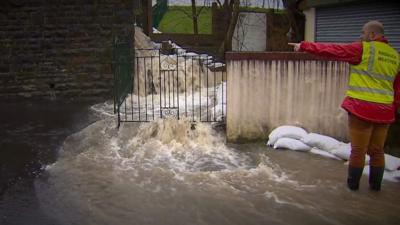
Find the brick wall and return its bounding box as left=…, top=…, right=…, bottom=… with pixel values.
left=0, top=0, right=133, bottom=98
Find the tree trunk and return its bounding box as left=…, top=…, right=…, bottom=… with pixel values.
left=282, top=0, right=305, bottom=43
left=219, top=0, right=240, bottom=57
left=191, top=0, right=199, bottom=34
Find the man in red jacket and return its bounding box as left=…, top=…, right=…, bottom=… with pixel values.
left=290, top=20, right=400, bottom=191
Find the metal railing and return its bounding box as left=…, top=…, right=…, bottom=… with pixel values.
left=113, top=34, right=133, bottom=127
left=114, top=48, right=226, bottom=125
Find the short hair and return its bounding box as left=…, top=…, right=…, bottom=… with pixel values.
left=363, top=20, right=384, bottom=35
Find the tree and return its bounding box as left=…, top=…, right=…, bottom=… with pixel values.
left=281, top=0, right=305, bottom=43
left=191, top=0, right=199, bottom=34
left=217, top=0, right=240, bottom=56
left=184, top=0, right=240, bottom=55
left=175, top=0, right=208, bottom=35
left=177, top=0, right=305, bottom=56
left=216, top=0, right=305, bottom=55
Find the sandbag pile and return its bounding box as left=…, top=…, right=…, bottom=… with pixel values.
left=267, top=125, right=400, bottom=173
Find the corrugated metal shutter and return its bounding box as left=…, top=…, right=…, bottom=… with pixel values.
left=316, top=2, right=400, bottom=51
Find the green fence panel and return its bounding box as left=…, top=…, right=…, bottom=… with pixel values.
left=153, top=0, right=168, bottom=28
left=113, top=34, right=133, bottom=116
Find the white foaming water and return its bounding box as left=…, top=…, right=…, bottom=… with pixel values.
left=36, top=117, right=312, bottom=225
left=134, top=53, right=225, bottom=97
left=41, top=117, right=301, bottom=194
left=91, top=82, right=226, bottom=121
left=70, top=118, right=279, bottom=177
left=109, top=118, right=250, bottom=173
left=36, top=115, right=400, bottom=225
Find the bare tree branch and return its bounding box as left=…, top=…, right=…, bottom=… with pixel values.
left=191, top=0, right=199, bottom=34
left=229, top=0, right=234, bottom=9
left=223, top=0, right=229, bottom=8
left=282, top=0, right=305, bottom=42
left=197, top=4, right=206, bottom=16
left=219, top=0, right=240, bottom=55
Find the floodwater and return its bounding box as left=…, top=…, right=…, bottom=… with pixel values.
left=0, top=99, right=101, bottom=225
left=1, top=99, right=400, bottom=225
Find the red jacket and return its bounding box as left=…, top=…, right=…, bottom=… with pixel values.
left=300, top=38, right=400, bottom=124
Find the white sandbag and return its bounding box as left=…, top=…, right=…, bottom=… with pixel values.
left=331, top=143, right=352, bottom=160
left=301, top=133, right=340, bottom=152
left=363, top=165, right=400, bottom=182
left=385, top=154, right=400, bottom=171
left=273, top=138, right=311, bottom=152
left=334, top=148, right=400, bottom=171
left=267, top=125, right=307, bottom=146
left=310, top=148, right=342, bottom=160
left=331, top=143, right=370, bottom=164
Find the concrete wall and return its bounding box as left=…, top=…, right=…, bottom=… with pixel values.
left=0, top=0, right=133, bottom=99
left=232, top=12, right=266, bottom=51
left=226, top=52, right=350, bottom=143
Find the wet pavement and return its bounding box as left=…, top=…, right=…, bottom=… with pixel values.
left=0, top=99, right=102, bottom=225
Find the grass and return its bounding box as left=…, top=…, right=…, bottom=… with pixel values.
left=157, top=6, right=212, bottom=34
left=157, top=6, right=285, bottom=34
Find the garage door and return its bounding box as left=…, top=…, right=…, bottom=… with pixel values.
left=316, top=2, right=400, bottom=51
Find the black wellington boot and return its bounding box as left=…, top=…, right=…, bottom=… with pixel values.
left=369, top=166, right=384, bottom=191
left=347, top=166, right=363, bottom=191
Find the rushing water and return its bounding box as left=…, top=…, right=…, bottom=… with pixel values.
left=1, top=100, right=400, bottom=225
left=33, top=118, right=400, bottom=225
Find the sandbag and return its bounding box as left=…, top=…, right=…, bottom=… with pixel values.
left=331, top=143, right=351, bottom=160
left=384, top=154, right=400, bottom=171
left=310, top=148, right=342, bottom=160
left=301, top=133, right=340, bottom=152
left=331, top=143, right=370, bottom=164
left=273, top=137, right=311, bottom=152
left=363, top=165, right=400, bottom=182
left=267, top=125, right=307, bottom=146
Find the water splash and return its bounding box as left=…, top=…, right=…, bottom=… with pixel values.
left=91, top=82, right=226, bottom=121
left=35, top=118, right=320, bottom=225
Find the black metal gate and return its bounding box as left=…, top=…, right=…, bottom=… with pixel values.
left=114, top=48, right=226, bottom=125
left=113, top=33, right=133, bottom=127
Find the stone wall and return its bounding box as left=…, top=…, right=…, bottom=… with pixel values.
left=0, top=0, right=133, bottom=98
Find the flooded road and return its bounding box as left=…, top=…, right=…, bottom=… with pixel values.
left=0, top=99, right=101, bottom=225
left=1, top=100, right=400, bottom=225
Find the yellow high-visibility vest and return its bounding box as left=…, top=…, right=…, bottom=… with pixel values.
left=347, top=41, right=400, bottom=104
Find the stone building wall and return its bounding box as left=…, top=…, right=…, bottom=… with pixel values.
left=0, top=0, right=133, bottom=98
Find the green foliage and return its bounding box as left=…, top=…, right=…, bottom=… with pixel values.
left=158, top=6, right=212, bottom=34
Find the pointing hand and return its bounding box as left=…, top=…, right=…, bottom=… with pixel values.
left=288, top=43, right=300, bottom=52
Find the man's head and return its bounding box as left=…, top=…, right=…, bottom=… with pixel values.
left=361, top=20, right=384, bottom=41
